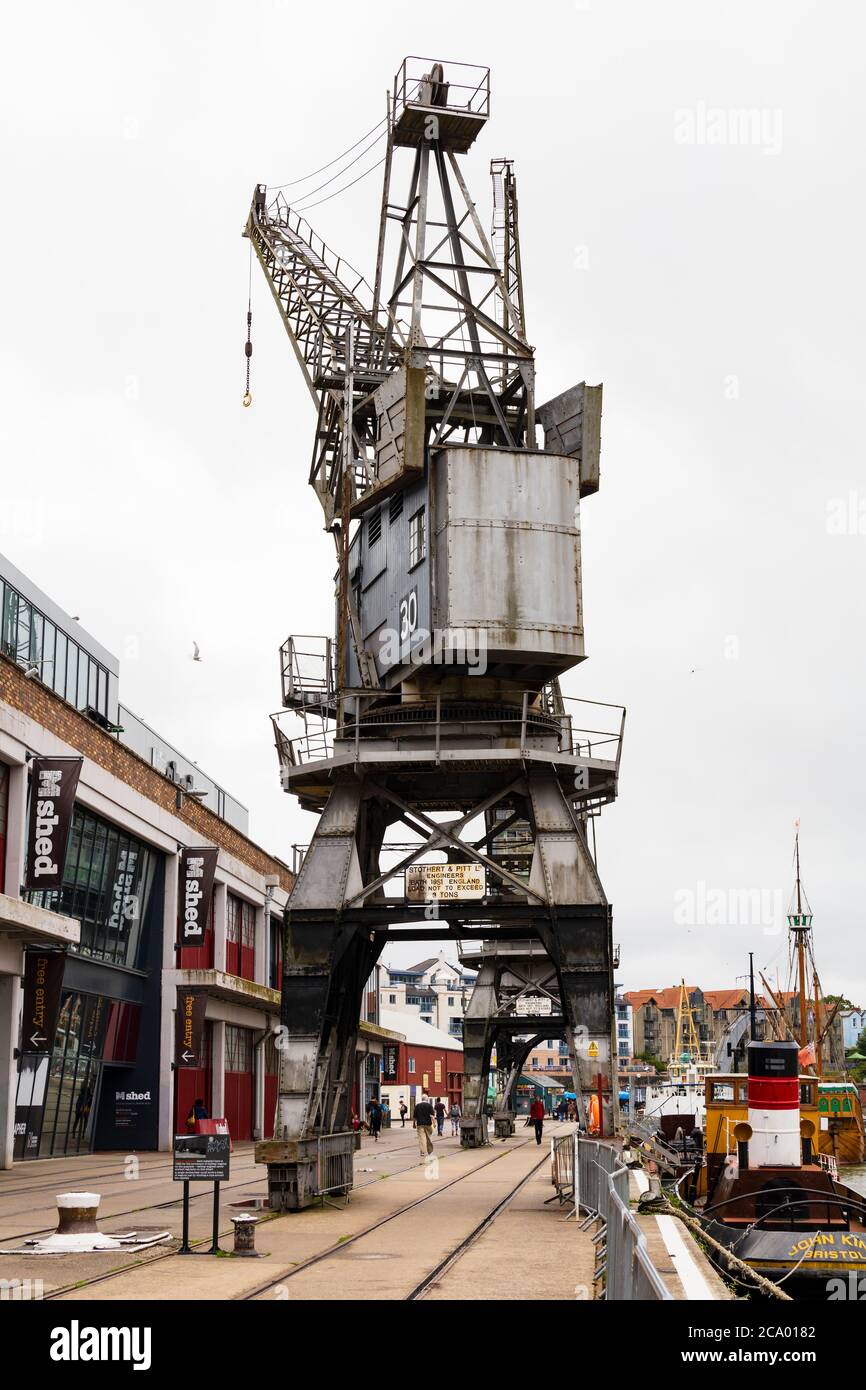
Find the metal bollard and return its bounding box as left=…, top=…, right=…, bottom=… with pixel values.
left=230, top=1213, right=259, bottom=1255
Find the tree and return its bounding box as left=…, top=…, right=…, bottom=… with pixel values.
left=843, top=1026, right=866, bottom=1083
left=637, top=1050, right=663, bottom=1073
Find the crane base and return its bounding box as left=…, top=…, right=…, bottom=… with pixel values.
left=460, top=1117, right=489, bottom=1148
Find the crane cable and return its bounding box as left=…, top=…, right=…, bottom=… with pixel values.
left=269, top=114, right=388, bottom=189
left=292, top=152, right=388, bottom=214
left=286, top=126, right=387, bottom=208
left=243, top=240, right=253, bottom=407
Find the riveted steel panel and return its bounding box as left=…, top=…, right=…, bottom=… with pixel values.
left=432, top=446, right=585, bottom=676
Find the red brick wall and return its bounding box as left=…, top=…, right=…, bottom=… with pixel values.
left=398, top=1042, right=463, bottom=1105
left=0, top=652, right=293, bottom=889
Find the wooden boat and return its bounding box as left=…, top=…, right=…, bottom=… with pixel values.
left=819, top=1082, right=866, bottom=1166
left=759, top=829, right=866, bottom=1165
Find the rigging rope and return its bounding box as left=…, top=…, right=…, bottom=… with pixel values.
left=292, top=154, right=388, bottom=213
left=269, top=115, right=388, bottom=189
left=279, top=127, right=386, bottom=206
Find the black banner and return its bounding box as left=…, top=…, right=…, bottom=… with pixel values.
left=383, top=1044, right=399, bottom=1082
left=24, top=756, right=82, bottom=891
left=178, top=847, right=218, bottom=945
left=175, top=987, right=208, bottom=1068
left=21, top=950, right=65, bottom=1052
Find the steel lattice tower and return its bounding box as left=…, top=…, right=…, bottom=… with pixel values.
left=246, top=57, right=624, bottom=1206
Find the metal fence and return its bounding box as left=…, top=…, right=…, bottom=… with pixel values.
left=552, top=1134, right=672, bottom=1301
left=317, top=1133, right=355, bottom=1202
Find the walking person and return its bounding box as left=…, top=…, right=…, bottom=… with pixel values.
left=71, top=1084, right=93, bottom=1141
left=185, top=1097, right=209, bottom=1132
left=399, top=1098, right=408, bottom=1127
left=449, top=1100, right=462, bottom=1136
left=529, top=1095, right=545, bottom=1145
left=367, top=1096, right=383, bottom=1141
left=413, top=1094, right=435, bottom=1158
left=434, top=1098, right=446, bottom=1137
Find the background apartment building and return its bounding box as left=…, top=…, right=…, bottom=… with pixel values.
left=378, top=951, right=475, bottom=1039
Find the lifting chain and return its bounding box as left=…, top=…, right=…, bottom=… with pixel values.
left=243, top=243, right=253, bottom=406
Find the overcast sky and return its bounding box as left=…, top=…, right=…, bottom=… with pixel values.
left=1, top=1, right=864, bottom=999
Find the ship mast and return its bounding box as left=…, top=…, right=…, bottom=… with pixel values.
left=787, top=822, right=815, bottom=1055
left=795, top=830, right=808, bottom=1046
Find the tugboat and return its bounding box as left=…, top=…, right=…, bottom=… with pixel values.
left=680, top=954, right=866, bottom=1292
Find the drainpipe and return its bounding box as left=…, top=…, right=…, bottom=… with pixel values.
left=252, top=1017, right=276, bottom=1141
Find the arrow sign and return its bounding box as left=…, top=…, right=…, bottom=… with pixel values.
left=21, top=952, right=65, bottom=1056
left=175, top=989, right=207, bottom=1070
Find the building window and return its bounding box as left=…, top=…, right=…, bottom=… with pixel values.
left=268, top=916, right=282, bottom=990
left=408, top=1057, right=415, bottom=1074
left=227, top=894, right=256, bottom=980
left=389, top=492, right=403, bottom=524
left=0, top=761, right=8, bottom=885
left=447, top=996, right=455, bottom=1007
left=28, top=805, right=159, bottom=969
left=225, top=1025, right=253, bottom=1073
left=368, top=508, right=382, bottom=547
left=0, top=579, right=113, bottom=718
left=15, top=988, right=109, bottom=1158
left=409, top=507, right=426, bottom=568
left=389, top=993, right=396, bottom=1004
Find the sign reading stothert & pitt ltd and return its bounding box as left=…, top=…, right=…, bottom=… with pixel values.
left=178, top=847, right=218, bottom=945
left=24, top=756, right=83, bottom=891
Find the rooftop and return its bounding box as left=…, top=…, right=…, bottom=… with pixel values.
left=378, top=1008, right=463, bottom=1052
left=0, top=550, right=248, bottom=832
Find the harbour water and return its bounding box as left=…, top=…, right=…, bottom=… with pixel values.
left=841, top=1165, right=866, bottom=1198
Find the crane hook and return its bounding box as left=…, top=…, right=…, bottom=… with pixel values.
left=243, top=308, right=253, bottom=407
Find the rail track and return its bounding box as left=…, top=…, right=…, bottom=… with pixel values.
left=240, top=1136, right=549, bottom=1302
left=3, top=1138, right=427, bottom=1244
left=32, top=1138, right=463, bottom=1301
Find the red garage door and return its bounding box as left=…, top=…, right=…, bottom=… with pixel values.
left=224, top=1025, right=253, bottom=1141
left=175, top=1023, right=212, bottom=1132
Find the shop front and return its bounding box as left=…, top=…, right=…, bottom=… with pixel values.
left=14, top=804, right=164, bottom=1157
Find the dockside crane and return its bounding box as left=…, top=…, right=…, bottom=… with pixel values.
left=245, top=58, right=622, bottom=1208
